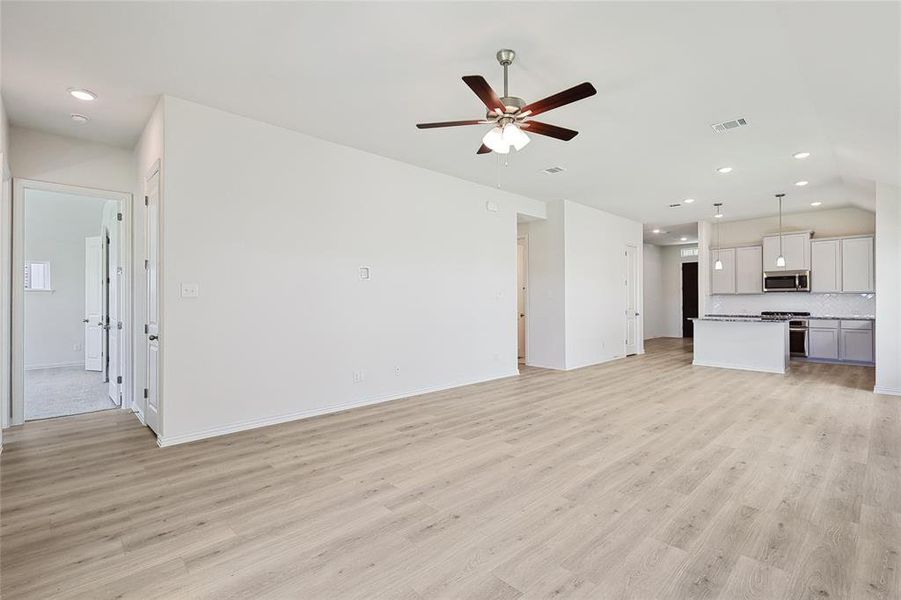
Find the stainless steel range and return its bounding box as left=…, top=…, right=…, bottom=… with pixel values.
left=761, top=311, right=810, bottom=357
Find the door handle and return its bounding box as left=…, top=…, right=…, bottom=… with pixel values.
left=148, top=335, right=158, bottom=341
left=83, top=319, right=90, bottom=323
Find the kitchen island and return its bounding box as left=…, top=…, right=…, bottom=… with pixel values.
left=691, top=317, right=790, bottom=374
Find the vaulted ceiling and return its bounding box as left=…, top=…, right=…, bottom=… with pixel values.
left=2, top=1, right=897, bottom=226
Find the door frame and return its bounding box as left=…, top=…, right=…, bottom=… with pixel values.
left=10, top=178, right=133, bottom=426
left=516, top=234, right=529, bottom=368
left=624, top=244, right=641, bottom=356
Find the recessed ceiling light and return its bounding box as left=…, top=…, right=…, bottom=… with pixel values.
left=683, top=198, right=695, bottom=204
left=652, top=228, right=661, bottom=234
left=795, top=180, right=809, bottom=186
left=68, top=88, right=96, bottom=101
left=810, top=201, right=822, bottom=207
left=716, top=166, right=733, bottom=174
left=680, top=237, right=688, bottom=241
left=793, top=152, right=811, bottom=159
left=70, top=113, right=89, bottom=124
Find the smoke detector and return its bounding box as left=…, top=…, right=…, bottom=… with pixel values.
left=711, top=117, right=748, bottom=133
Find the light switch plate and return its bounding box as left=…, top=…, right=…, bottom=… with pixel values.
left=486, top=201, right=498, bottom=213
left=180, top=283, right=200, bottom=298
left=359, top=266, right=371, bottom=280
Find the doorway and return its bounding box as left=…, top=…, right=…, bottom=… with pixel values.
left=682, top=262, right=698, bottom=337
left=517, top=235, right=528, bottom=365
left=625, top=245, right=639, bottom=355
left=11, top=180, right=132, bottom=424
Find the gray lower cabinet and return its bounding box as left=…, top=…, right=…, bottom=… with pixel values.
left=808, top=320, right=873, bottom=363
left=840, top=328, right=874, bottom=363
left=809, top=327, right=839, bottom=360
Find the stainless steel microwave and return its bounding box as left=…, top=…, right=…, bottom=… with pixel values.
left=763, top=270, right=810, bottom=292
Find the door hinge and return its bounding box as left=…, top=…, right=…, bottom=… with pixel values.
left=117, top=376, right=123, bottom=384
left=143, top=388, right=148, bottom=399
left=117, top=212, right=123, bottom=221
left=144, top=259, right=149, bottom=270
left=144, top=195, right=149, bottom=206
left=144, top=323, right=149, bottom=334
left=117, top=321, right=123, bottom=330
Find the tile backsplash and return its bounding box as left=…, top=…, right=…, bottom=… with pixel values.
left=708, top=293, right=875, bottom=317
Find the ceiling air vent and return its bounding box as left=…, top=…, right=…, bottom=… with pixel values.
left=543, top=166, right=566, bottom=174
left=711, top=117, right=748, bottom=133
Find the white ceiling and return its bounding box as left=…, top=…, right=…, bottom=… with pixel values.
left=2, top=1, right=898, bottom=227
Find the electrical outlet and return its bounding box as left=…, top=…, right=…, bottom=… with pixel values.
left=353, top=371, right=364, bottom=383
left=394, top=366, right=401, bottom=377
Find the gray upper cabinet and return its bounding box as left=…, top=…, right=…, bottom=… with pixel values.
left=762, top=232, right=810, bottom=271
left=735, top=246, right=763, bottom=294
left=810, top=239, right=842, bottom=293
left=841, top=236, right=874, bottom=293
left=711, top=248, right=736, bottom=295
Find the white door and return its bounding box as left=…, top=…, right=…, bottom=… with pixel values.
left=105, top=216, right=121, bottom=405
left=624, top=245, right=638, bottom=356
left=145, top=170, right=161, bottom=434
left=517, top=239, right=526, bottom=361
left=84, top=236, right=104, bottom=371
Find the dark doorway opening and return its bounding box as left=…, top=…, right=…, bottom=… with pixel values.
left=682, top=262, right=698, bottom=338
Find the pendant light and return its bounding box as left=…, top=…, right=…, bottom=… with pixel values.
left=713, top=203, right=724, bottom=270
left=775, top=193, right=786, bottom=268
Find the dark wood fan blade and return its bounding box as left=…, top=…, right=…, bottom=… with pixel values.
left=520, top=82, right=597, bottom=117
left=521, top=121, right=579, bottom=141
left=462, top=75, right=507, bottom=113
left=477, top=144, right=492, bottom=154
left=416, top=120, right=485, bottom=129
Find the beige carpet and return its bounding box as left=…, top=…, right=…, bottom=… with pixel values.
left=25, top=366, right=118, bottom=420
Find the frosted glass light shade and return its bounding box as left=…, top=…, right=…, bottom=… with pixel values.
left=482, top=127, right=510, bottom=154
left=776, top=255, right=786, bottom=268
left=714, top=259, right=724, bottom=271
left=502, top=124, right=530, bottom=151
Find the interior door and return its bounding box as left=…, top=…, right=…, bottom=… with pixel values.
left=84, top=236, right=104, bottom=371
left=517, top=239, right=526, bottom=361
left=682, top=262, right=698, bottom=337
left=145, top=169, right=161, bottom=434
left=105, top=219, right=121, bottom=406
left=624, top=245, right=638, bottom=355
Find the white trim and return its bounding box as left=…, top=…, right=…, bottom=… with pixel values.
left=24, top=361, right=83, bottom=371
left=157, top=370, right=519, bottom=447
left=693, top=360, right=787, bottom=375
left=10, top=179, right=134, bottom=425
left=874, top=386, right=901, bottom=396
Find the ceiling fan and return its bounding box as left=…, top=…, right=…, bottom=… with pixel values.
left=416, top=49, right=597, bottom=155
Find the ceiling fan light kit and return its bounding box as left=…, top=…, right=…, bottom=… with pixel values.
left=417, top=49, right=596, bottom=154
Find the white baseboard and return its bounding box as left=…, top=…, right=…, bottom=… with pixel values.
left=156, top=370, right=520, bottom=448
left=874, top=386, right=901, bottom=396
left=24, top=361, right=83, bottom=371
left=693, top=359, right=786, bottom=375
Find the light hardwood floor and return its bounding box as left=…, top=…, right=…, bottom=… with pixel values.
left=2, top=338, right=899, bottom=599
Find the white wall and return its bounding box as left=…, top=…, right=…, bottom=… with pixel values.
left=0, top=97, right=9, bottom=441
left=24, top=190, right=107, bottom=369
left=642, top=244, right=664, bottom=339
left=522, top=202, right=566, bottom=369
left=563, top=200, right=643, bottom=368
left=10, top=127, right=136, bottom=193
left=157, top=96, right=533, bottom=444
left=715, top=207, right=875, bottom=246
left=645, top=244, right=696, bottom=339
left=132, top=99, right=164, bottom=418
left=875, top=183, right=901, bottom=395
